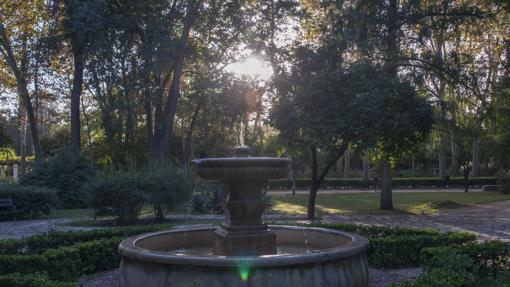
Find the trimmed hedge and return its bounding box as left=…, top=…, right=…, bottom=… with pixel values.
left=0, top=223, right=170, bottom=255
left=267, top=176, right=497, bottom=189
left=313, top=223, right=476, bottom=268
left=0, top=273, right=73, bottom=287
left=0, top=184, right=57, bottom=219
left=393, top=241, right=510, bottom=287
left=0, top=222, right=503, bottom=286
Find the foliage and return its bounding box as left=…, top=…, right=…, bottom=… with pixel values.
left=0, top=222, right=505, bottom=286
left=496, top=171, right=510, bottom=194
left=144, top=164, right=193, bottom=219
left=89, top=164, right=192, bottom=223
left=0, top=184, right=56, bottom=219
left=21, top=147, right=97, bottom=209
left=89, top=171, right=147, bottom=224
left=393, top=242, right=510, bottom=287
left=191, top=182, right=224, bottom=214
left=314, top=223, right=475, bottom=268
left=0, top=224, right=170, bottom=255
left=0, top=273, right=73, bottom=287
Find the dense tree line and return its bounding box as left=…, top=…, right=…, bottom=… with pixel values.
left=0, top=0, right=509, bottom=217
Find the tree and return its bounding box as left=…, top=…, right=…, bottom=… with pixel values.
left=0, top=0, right=46, bottom=161
left=271, top=55, right=432, bottom=218
left=62, top=0, right=105, bottom=156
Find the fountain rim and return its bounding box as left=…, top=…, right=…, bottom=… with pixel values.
left=118, top=225, right=370, bottom=268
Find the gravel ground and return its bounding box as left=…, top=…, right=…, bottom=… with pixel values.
left=78, top=268, right=423, bottom=287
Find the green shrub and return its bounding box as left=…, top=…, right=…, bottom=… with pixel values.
left=76, top=237, right=122, bottom=273
left=460, top=241, right=510, bottom=276
left=0, top=238, right=122, bottom=281
left=311, top=223, right=476, bottom=268
left=191, top=182, right=224, bottom=214
left=497, top=171, right=510, bottom=194
left=144, top=164, right=192, bottom=219
left=0, top=223, right=170, bottom=255
left=0, top=273, right=73, bottom=287
left=0, top=247, right=80, bottom=281
left=21, top=147, right=96, bottom=208
left=89, top=171, right=148, bottom=224
left=0, top=184, right=56, bottom=219
left=394, top=243, right=510, bottom=287
left=90, top=164, right=193, bottom=223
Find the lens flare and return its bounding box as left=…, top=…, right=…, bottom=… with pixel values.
left=237, top=260, right=250, bottom=281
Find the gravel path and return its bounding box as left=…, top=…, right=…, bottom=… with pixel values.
left=1, top=200, right=509, bottom=241
left=78, top=268, right=423, bottom=287
left=0, top=217, right=97, bottom=239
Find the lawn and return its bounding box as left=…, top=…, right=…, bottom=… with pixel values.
left=271, top=192, right=510, bottom=215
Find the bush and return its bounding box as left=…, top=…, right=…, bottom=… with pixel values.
left=0, top=273, right=73, bottom=287
left=90, top=164, right=193, bottom=223
left=393, top=242, right=510, bottom=287
left=0, top=184, right=56, bottom=219
left=89, top=171, right=147, bottom=224
left=460, top=241, right=510, bottom=277
left=311, top=223, right=476, bottom=268
left=497, top=171, right=510, bottom=194
left=191, top=182, right=224, bottom=214
left=0, top=223, right=170, bottom=255
left=21, top=147, right=96, bottom=208
left=144, top=164, right=192, bottom=219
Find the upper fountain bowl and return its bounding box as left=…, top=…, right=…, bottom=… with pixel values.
left=192, top=156, right=290, bottom=181
left=192, top=145, right=290, bottom=181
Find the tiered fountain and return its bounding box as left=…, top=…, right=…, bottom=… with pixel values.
left=119, top=147, right=369, bottom=287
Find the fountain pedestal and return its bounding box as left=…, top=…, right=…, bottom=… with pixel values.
left=214, top=180, right=276, bottom=255
left=192, top=150, right=289, bottom=256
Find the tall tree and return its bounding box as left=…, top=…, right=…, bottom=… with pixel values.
left=0, top=0, right=47, bottom=161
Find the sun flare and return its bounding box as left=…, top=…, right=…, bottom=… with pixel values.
left=225, top=56, right=273, bottom=79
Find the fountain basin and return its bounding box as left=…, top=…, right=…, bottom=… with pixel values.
left=119, top=225, right=370, bottom=287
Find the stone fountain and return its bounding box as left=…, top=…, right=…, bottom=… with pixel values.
left=119, top=147, right=369, bottom=287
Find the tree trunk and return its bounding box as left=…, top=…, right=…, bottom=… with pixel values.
left=472, top=137, right=480, bottom=177
left=19, top=109, right=27, bottom=176
left=450, top=139, right=459, bottom=175
left=463, top=162, right=470, bottom=192
left=343, top=148, right=350, bottom=178
left=307, top=145, right=318, bottom=220
left=307, top=144, right=348, bottom=220
left=182, top=96, right=204, bottom=168
left=438, top=149, right=446, bottom=179
left=411, top=155, right=415, bottom=177
left=362, top=155, right=370, bottom=180
left=0, top=24, right=42, bottom=161
left=379, top=160, right=393, bottom=210
left=70, top=52, right=84, bottom=155
left=336, top=155, right=343, bottom=176
left=160, top=0, right=201, bottom=158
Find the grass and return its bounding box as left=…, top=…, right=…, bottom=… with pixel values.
left=271, top=192, right=510, bottom=215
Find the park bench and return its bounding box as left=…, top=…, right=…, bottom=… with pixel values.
left=0, top=198, right=16, bottom=221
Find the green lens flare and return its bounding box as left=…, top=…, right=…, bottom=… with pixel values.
left=237, top=260, right=250, bottom=281
left=239, top=267, right=249, bottom=281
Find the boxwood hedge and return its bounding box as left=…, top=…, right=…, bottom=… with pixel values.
left=0, top=222, right=506, bottom=287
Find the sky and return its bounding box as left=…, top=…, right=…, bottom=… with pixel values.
left=225, top=56, right=274, bottom=80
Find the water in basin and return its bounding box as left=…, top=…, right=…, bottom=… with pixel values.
left=167, top=244, right=322, bottom=257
